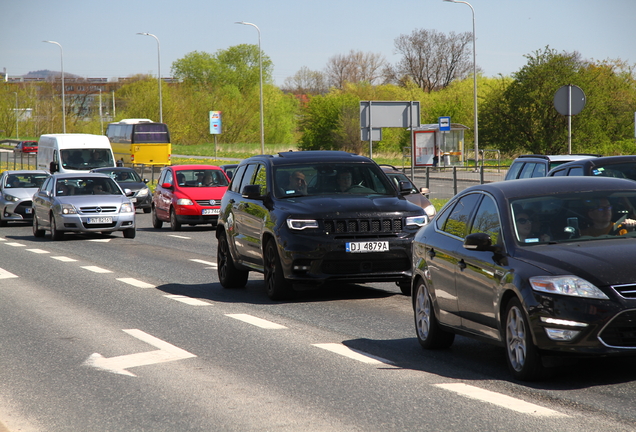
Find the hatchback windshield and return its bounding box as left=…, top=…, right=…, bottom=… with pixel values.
left=274, top=163, right=395, bottom=198
left=511, top=190, right=636, bottom=244
left=175, top=170, right=229, bottom=187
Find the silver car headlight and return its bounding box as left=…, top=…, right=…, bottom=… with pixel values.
left=137, top=187, right=149, bottom=197
left=120, top=202, right=134, bottom=213
left=60, top=203, right=77, bottom=214
left=3, top=194, right=19, bottom=202
left=287, top=219, right=319, bottom=230
left=406, top=215, right=428, bottom=227
left=530, top=275, right=609, bottom=299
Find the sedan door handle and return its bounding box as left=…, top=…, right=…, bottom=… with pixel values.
left=458, top=259, right=466, bottom=270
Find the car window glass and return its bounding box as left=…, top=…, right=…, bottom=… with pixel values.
left=470, top=195, right=501, bottom=245
left=239, top=164, right=258, bottom=194
left=158, top=169, right=168, bottom=184
left=551, top=169, right=566, bottom=176
left=518, top=163, right=536, bottom=179
left=253, top=164, right=267, bottom=193
left=165, top=170, right=173, bottom=185
left=42, top=177, right=52, bottom=192
left=532, top=163, right=546, bottom=177
left=568, top=167, right=584, bottom=176
left=442, top=193, right=481, bottom=238
left=506, top=162, right=523, bottom=180
left=230, top=165, right=248, bottom=193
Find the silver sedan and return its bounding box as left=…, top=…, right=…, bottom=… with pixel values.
left=32, top=173, right=136, bottom=240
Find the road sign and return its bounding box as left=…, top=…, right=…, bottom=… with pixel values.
left=209, top=111, right=222, bottom=134
left=554, top=85, right=586, bottom=116
left=439, top=116, right=451, bottom=132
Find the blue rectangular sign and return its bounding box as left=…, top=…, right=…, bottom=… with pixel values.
left=439, top=116, right=451, bottom=132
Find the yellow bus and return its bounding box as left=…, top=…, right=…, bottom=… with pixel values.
left=106, top=119, right=171, bottom=166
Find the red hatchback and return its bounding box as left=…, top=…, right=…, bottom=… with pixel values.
left=15, top=141, right=38, bottom=153
left=151, top=165, right=229, bottom=230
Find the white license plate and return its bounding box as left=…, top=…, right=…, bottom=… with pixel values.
left=87, top=217, right=112, bottom=224
left=346, top=241, right=389, bottom=253
left=202, top=209, right=220, bottom=215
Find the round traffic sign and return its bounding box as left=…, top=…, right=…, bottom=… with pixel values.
left=553, top=85, right=586, bottom=116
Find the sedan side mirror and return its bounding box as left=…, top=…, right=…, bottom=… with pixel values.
left=464, top=232, right=497, bottom=252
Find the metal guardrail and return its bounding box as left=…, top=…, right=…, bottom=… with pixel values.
left=411, top=165, right=508, bottom=200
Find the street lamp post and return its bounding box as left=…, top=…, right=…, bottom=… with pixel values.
left=137, top=32, right=163, bottom=123
left=235, top=21, right=265, bottom=154
left=43, top=40, right=66, bottom=133
left=444, top=0, right=478, bottom=167
left=13, top=92, right=18, bottom=139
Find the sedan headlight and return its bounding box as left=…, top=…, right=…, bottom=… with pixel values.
left=406, top=215, right=428, bottom=227
left=137, top=187, right=149, bottom=197
left=120, top=202, right=134, bottom=213
left=3, top=194, right=19, bottom=202
left=287, top=219, right=319, bottom=230
left=60, top=203, right=77, bottom=214
left=530, top=275, right=609, bottom=299
left=176, top=198, right=194, bottom=205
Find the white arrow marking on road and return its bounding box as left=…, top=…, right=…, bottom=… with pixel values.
left=312, top=343, right=394, bottom=365
left=83, top=329, right=196, bottom=377
left=0, top=267, right=18, bottom=279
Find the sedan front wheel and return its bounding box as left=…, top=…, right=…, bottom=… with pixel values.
left=414, top=279, right=454, bottom=349
left=504, top=297, right=545, bottom=381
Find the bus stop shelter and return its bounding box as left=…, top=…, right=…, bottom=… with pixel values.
left=412, top=123, right=469, bottom=167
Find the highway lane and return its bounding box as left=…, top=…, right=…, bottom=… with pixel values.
left=1, top=216, right=636, bottom=431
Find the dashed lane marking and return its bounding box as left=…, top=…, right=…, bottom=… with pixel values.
left=116, top=278, right=156, bottom=288
left=0, top=268, right=18, bottom=279
left=434, top=383, right=568, bottom=417
left=168, top=235, right=191, bottom=239
left=4, top=242, right=25, bottom=247
left=26, top=248, right=49, bottom=254
left=51, top=256, right=77, bottom=262
left=226, top=313, right=287, bottom=329
left=190, top=258, right=217, bottom=268
left=164, top=295, right=211, bottom=306
left=81, top=266, right=113, bottom=274
left=312, top=343, right=395, bottom=365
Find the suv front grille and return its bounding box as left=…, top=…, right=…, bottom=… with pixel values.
left=325, top=218, right=403, bottom=234
left=598, top=310, right=636, bottom=348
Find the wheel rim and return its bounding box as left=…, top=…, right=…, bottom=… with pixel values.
left=415, top=284, right=432, bottom=340
left=218, top=236, right=229, bottom=281
left=264, top=243, right=275, bottom=293
left=506, top=306, right=527, bottom=372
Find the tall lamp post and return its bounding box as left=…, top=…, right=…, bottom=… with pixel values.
left=13, top=92, right=18, bottom=139
left=43, top=40, right=66, bottom=133
left=235, top=21, right=265, bottom=154
left=444, top=0, right=478, bottom=167
left=137, top=32, right=163, bottom=123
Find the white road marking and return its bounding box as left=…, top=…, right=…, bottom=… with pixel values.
left=4, top=242, right=25, bottom=247
left=164, top=295, right=211, bottom=306
left=169, top=235, right=191, bottom=239
left=117, top=278, right=156, bottom=288
left=190, top=258, right=217, bottom=268
left=26, top=248, right=49, bottom=254
left=434, top=383, right=568, bottom=417
left=88, top=238, right=112, bottom=242
left=226, top=313, right=287, bottom=329
left=0, top=268, right=18, bottom=279
left=81, top=266, right=113, bottom=273
left=0, top=237, right=6, bottom=241
left=312, top=343, right=394, bottom=365
left=51, top=256, right=77, bottom=262
left=83, top=329, right=197, bottom=377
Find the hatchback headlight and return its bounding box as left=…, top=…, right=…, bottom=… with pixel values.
left=176, top=198, right=194, bottom=205
left=120, top=202, right=134, bottom=213
left=60, top=203, right=77, bottom=214
left=406, top=215, right=428, bottom=227
left=4, top=194, right=19, bottom=202
left=287, top=219, right=319, bottom=230
left=530, top=275, right=609, bottom=299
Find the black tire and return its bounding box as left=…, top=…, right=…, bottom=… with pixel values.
left=170, top=208, right=181, bottom=231
left=0, top=218, right=7, bottom=227
left=398, top=280, right=411, bottom=296
left=32, top=213, right=45, bottom=237
left=504, top=297, right=545, bottom=381
left=123, top=227, right=136, bottom=239
left=414, top=279, right=455, bottom=349
left=151, top=205, right=163, bottom=229
left=50, top=214, right=64, bottom=241
left=264, top=240, right=293, bottom=300
left=143, top=207, right=151, bottom=214
left=217, top=231, right=248, bottom=288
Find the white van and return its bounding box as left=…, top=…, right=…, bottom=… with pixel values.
left=37, top=133, right=116, bottom=174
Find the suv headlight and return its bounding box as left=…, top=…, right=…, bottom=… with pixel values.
left=60, top=203, right=77, bottom=214
left=406, top=215, right=428, bottom=227
left=120, top=202, right=134, bottom=213
left=176, top=198, right=194, bottom=205
left=287, top=219, right=319, bottom=230
left=530, top=275, right=609, bottom=299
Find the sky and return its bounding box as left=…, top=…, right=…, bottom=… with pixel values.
left=1, top=0, right=635, bottom=87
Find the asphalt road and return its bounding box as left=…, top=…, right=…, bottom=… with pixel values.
left=1, top=213, right=636, bottom=431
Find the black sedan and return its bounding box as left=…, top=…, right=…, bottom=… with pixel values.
left=412, top=176, right=636, bottom=381
left=90, top=167, right=151, bottom=213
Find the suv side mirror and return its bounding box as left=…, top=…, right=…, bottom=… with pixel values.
left=398, top=181, right=412, bottom=194
left=242, top=184, right=262, bottom=199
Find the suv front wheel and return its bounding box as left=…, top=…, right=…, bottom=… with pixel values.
left=264, top=240, right=293, bottom=300
left=217, top=231, right=249, bottom=288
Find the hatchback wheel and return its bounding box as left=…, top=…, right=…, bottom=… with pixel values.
left=32, top=212, right=45, bottom=237
left=264, top=240, right=293, bottom=300
left=50, top=214, right=64, bottom=241
left=504, top=297, right=545, bottom=381
left=151, top=205, right=163, bottom=229
left=414, top=279, right=454, bottom=349
left=170, top=208, right=181, bottom=231
left=217, top=231, right=248, bottom=288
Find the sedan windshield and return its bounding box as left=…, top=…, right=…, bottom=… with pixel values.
left=511, top=190, right=636, bottom=244
left=55, top=177, right=122, bottom=196
left=274, top=163, right=395, bottom=198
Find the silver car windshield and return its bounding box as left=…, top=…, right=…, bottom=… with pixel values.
left=55, top=177, right=122, bottom=196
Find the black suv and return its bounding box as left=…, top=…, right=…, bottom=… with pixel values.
left=547, top=155, right=636, bottom=180
left=216, top=151, right=428, bottom=299
left=505, top=154, right=600, bottom=180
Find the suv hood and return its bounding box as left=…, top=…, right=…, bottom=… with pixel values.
left=278, top=194, right=423, bottom=218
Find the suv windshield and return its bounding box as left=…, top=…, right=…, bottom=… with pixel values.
left=274, top=163, right=395, bottom=198
left=511, top=190, right=636, bottom=244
